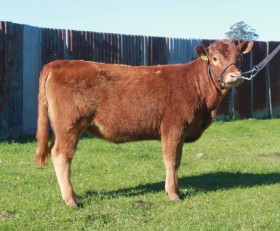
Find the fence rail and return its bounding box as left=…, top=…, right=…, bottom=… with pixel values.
left=1, top=21, right=280, bottom=140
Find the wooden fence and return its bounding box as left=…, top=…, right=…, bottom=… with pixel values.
left=1, top=21, right=280, bottom=140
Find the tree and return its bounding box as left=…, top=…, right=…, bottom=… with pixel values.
left=224, top=21, right=259, bottom=40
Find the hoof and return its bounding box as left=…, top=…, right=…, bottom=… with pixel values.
left=170, top=195, right=182, bottom=202
left=65, top=198, right=78, bottom=207
left=67, top=202, right=78, bottom=208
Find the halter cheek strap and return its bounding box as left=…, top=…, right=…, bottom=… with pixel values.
left=208, top=62, right=239, bottom=87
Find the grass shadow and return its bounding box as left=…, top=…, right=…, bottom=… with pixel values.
left=83, top=171, right=280, bottom=201
left=0, top=135, right=36, bottom=143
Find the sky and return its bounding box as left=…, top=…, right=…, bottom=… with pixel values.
left=1, top=0, right=280, bottom=41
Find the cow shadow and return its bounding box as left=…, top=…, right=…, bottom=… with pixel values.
left=82, top=171, right=280, bottom=202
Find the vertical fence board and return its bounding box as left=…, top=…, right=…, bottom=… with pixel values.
left=252, top=42, right=268, bottom=118
left=22, top=25, right=42, bottom=135
left=269, top=41, right=280, bottom=117
left=0, top=22, right=23, bottom=139
left=0, top=22, right=6, bottom=139
left=11, top=23, right=23, bottom=138
left=150, top=37, right=168, bottom=65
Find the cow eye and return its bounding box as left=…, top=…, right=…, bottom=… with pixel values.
left=213, top=57, right=218, bottom=62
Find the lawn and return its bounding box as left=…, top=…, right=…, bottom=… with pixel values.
left=0, top=119, right=280, bottom=230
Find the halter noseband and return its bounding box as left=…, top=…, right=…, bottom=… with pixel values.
left=208, top=63, right=238, bottom=87
left=207, top=53, right=243, bottom=87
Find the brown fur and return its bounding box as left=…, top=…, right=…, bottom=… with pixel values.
left=35, top=39, right=253, bottom=206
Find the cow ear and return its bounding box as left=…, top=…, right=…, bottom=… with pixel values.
left=238, top=40, right=254, bottom=54
left=195, top=45, right=209, bottom=61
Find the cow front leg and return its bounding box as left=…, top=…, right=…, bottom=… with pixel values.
left=51, top=151, right=77, bottom=207
left=162, top=137, right=183, bottom=201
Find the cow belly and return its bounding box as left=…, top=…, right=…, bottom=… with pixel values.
left=87, top=117, right=161, bottom=143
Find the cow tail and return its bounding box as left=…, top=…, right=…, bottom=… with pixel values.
left=35, top=67, right=50, bottom=166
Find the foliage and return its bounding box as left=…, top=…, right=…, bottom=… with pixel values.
left=0, top=119, right=280, bottom=230
left=225, top=21, right=259, bottom=40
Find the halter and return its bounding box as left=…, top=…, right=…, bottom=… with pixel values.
left=207, top=62, right=239, bottom=87
left=207, top=53, right=242, bottom=87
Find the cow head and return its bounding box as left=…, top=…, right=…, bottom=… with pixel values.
left=196, top=39, right=254, bottom=88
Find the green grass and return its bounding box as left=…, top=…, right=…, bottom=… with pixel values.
left=0, top=119, right=280, bottom=230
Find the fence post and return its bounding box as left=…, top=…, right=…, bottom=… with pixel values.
left=143, top=36, right=147, bottom=65
left=63, top=29, right=71, bottom=59
left=250, top=52, right=254, bottom=117
left=266, top=42, right=273, bottom=118
left=229, top=89, right=235, bottom=119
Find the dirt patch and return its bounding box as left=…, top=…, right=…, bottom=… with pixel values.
left=258, top=153, right=280, bottom=161
left=0, top=211, right=17, bottom=221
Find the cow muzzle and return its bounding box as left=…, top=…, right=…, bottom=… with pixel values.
left=208, top=62, right=242, bottom=88
left=223, top=71, right=244, bottom=88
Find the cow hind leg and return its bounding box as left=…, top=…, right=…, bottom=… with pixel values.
left=51, top=134, right=79, bottom=207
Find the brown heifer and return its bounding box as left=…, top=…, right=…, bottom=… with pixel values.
left=35, top=39, right=253, bottom=206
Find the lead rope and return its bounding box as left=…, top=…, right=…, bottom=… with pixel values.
left=241, top=44, right=280, bottom=80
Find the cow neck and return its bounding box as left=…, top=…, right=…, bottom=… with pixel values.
left=196, top=59, right=229, bottom=111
